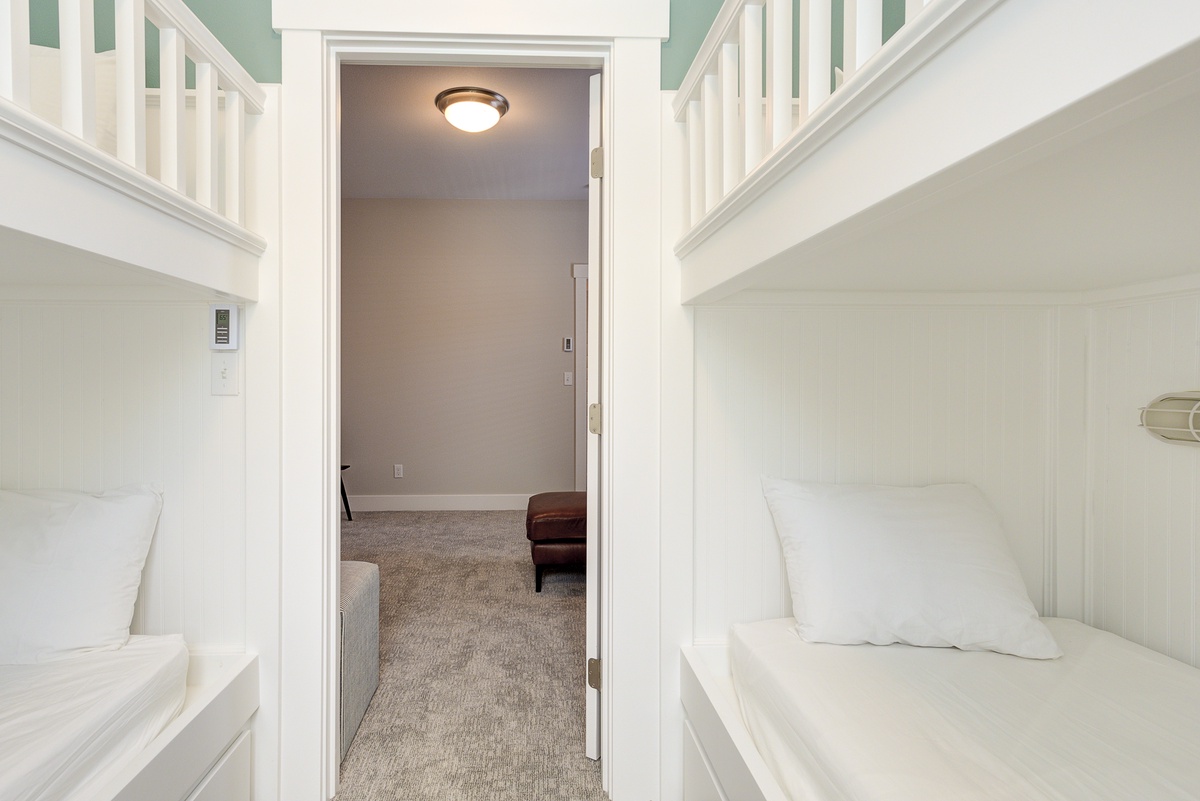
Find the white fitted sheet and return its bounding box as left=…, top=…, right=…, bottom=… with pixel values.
left=0, top=634, right=188, bottom=801
left=731, top=617, right=1200, bottom=801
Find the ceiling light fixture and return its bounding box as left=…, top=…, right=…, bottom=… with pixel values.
left=435, top=86, right=510, bottom=133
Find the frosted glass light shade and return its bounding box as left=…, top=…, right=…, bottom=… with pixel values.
left=435, top=87, right=509, bottom=133
left=1140, top=391, right=1200, bottom=445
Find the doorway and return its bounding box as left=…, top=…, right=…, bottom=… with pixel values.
left=275, top=32, right=666, bottom=801
left=336, top=60, right=604, bottom=789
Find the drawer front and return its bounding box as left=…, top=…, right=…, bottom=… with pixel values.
left=683, top=718, right=728, bottom=801
left=186, top=731, right=252, bottom=801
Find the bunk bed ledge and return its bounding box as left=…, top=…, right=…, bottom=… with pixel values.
left=1, top=94, right=265, bottom=302
left=676, top=0, right=1200, bottom=304
left=681, top=645, right=790, bottom=801
left=91, top=652, right=259, bottom=801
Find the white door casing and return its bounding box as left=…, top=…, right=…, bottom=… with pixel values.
left=279, top=31, right=664, bottom=801
left=280, top=31, right=621, bottom=800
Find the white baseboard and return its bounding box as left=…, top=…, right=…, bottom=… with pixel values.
left=347, top=494, right=531, bottom=512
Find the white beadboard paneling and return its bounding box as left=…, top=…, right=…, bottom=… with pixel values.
left=1089, top=295, right=1200, bottom=666
left=0, top=302, right=246, bottom=651
left=694, top=305, right=1054, bottom=643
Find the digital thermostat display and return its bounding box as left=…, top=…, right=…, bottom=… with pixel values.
left=209, top=304, right=239, bottom=351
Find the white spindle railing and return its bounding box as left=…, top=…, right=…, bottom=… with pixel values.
left=674, top=0, right=934, bottom=229
left=115, top=0, right=146, bottom=170
left=58, top=0, right=96, bottom=142
left=0, top=0, right=265, bottom=227
left=0, top=0, right=30, bottom=106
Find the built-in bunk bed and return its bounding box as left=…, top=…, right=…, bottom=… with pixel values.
left=1, top=0, right=268, bottom=798
left=670, top=0, right=1200, bottom=799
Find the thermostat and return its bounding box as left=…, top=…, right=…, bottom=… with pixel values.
left=210, top=304, right=239, bottom=350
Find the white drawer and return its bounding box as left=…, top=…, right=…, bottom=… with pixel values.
left=186, top=730, right=252, bottom=801
left=683, top=718, right=728, bottom=801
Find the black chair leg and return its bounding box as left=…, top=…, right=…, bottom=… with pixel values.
left=535, top=565, right=543, bottom=592
left=340, top=477, right=352, bottom=521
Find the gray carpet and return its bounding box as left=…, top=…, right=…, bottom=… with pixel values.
left=336, top=510, right=607, bottom=800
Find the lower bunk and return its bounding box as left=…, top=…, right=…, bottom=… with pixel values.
left=682, top=618, right=1200, bottom=801
left=0, top=643, right=257, bottom=801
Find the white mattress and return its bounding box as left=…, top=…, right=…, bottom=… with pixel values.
left=731, top=617, right=1200, bottom=801
left=0, top=634, right=188, bottom=801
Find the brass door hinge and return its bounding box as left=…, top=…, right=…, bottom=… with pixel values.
left=587, top=657, right=602, bottom=691
left=590, top=147, right=604, bottom=179
left=588, top=403, right=602, bottom=435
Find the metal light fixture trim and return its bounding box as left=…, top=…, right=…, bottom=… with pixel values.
left=435, top=86, right=510, bottom=133
left=1139, top=391, right=1200, bottom=445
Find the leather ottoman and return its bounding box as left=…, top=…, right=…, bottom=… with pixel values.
left=525, top=491, right=587, bottom=592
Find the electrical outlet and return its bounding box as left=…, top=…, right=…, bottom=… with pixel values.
left=564, top=371, right=573, bottom=386
left=393, top=464, right=403, bottom=479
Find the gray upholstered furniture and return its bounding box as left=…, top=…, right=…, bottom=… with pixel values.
left=339, top=560, right=379, bottom=761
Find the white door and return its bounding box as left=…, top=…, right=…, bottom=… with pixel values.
left=584, top=70, right=602, bottom=762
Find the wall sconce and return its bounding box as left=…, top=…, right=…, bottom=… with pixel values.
left=435, top=87, right=509, bottom=133
left=1140, top=391, right=1200, bottom=445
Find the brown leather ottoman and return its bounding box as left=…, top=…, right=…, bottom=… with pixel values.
left=525, top=491, right=587, bottom=592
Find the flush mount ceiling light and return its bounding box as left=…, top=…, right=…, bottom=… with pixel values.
left=435, top=86, right=510, bottom=133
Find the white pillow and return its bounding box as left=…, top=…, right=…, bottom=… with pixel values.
left=761, top=479, right=1061, bottom=659
left=0, top=485, right=163, bottom=664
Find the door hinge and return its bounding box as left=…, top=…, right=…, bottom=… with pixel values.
left=590, top=147, right=604, bottom=179
left=587, top=657, right=602, bottom=691
left=588, top=403, right=602, bottom=435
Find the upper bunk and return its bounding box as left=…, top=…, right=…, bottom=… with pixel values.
left=0, top=0, right=267, bottom=301
left=673, top=0, right=1200, bottom=304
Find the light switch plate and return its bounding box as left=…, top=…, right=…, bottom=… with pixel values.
left=211, top=352, right=239, bottom=395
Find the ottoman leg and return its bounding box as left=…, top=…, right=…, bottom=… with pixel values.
left=536, top=564, right=544, bottom=593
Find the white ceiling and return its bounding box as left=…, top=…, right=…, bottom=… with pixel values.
left=340, top=65, right=596, bottom=201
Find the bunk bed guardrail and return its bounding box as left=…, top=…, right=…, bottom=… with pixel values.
left=672, top=0, right=1006, bottom=257
left=0, top=0, right=265, bottom=236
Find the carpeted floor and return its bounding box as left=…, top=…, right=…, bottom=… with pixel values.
left=336, top=510, right=607, bottom=801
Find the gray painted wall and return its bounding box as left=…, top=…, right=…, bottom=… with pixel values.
left=341, top=198, right=587, bottom=500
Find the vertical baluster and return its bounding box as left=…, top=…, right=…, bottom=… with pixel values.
left=742, top=3, right=763, bottom=172
left=159, top=27, right=185, bottom=191
left=905, top=0, right=928, bottom=24
left=115, top=0, right=146, bottom=170
left=195, top=61, right=218, bottom=208
left=765, top=0, right=792, bottom=148
left=0, top=0, right=31, bottom=106
left=799, top=0, right=832, bottom=117
left=846, top=0, right=883, bottom=76
left=687, top=99, right=704, bottom=226
left=58, top=0, right=96, bottom=143
left=224, top=88, right=244, bottom=223
left=719, top=41, right=739, bottom=194
left=843, top=0, right=858, bottom=82
left=702, top=72, right=720, bottom=211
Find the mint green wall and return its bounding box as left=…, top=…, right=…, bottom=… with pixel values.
left=179, top=0, right=280, bottom=83
left=28, top=0, right=280, bottom=84
left=662, top=0, right=907, bottom=90
left=28, top=0, right=904, bottom=91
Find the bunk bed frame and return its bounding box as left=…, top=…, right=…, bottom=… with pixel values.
left=0, top=0, right=265, bottom=298
left=674, top=0, right=1200, bottom=798
left=672, top=0, right=1200, bottom=304
left=1, top=1, right=264, bottom=798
